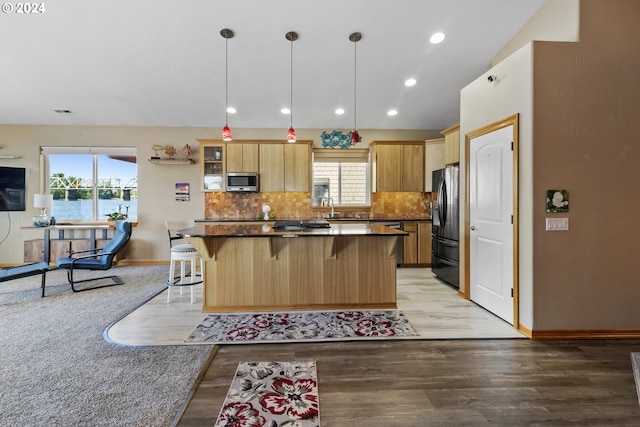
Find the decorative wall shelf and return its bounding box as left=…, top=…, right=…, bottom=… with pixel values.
left=148, top=158, right=195, bottom=165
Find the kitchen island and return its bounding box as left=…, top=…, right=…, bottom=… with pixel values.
left=180, top=222, right=407, bottom=312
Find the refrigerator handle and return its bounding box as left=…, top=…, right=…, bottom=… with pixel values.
left=437, top=176, right=445, bottom=226
left=440, top=175, right=448, bottom=227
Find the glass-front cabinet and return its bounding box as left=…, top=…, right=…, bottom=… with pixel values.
left=199, top=140, right=225, bottom=191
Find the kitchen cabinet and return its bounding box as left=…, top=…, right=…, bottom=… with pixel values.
left=418, top=221, right=432, bottom=265
left=259, top=142, right=311, bottom=192
left=401, top=220, right=431, bottom=266
left=402, top=221, right=419, bottom=264
left=198, top=140, right=225, bottom=191
left=226, top=143, right=259, bottom=172
left=402, top=144, right=425, bottom=192
left=259, top=144, right=285, bottom=191
left=442, top=123, right=460, bottom=165
left=425, top=138, right=445, bottom=191
left=371, top=141, right=424, bottom=192
left=284, top=143, right=310, bottom=192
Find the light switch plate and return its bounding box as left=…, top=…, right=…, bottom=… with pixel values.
left=546, top=218, right=569, bottom=231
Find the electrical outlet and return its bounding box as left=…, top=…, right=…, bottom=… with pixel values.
left=546, top=218, right=569, bottom=231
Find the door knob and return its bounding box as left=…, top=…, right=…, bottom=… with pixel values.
left=470, top=225, right=476, bottom=231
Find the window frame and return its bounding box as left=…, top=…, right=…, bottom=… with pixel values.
left=40, top=146, right=137, bottom=222
left=311, top=149, right=371, bottom=209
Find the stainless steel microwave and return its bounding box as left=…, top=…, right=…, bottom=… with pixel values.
left=226, top=172, right=260, bottom=192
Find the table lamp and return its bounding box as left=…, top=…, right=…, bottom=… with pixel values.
left=33, top=194, right=52, bottom=227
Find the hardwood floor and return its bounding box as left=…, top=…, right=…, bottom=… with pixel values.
left=177, top=339, right=640, bottom=426
left=104, top=268, right=640, bottom=425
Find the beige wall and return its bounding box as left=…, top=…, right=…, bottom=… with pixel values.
left=460, top=44, right=535, bottom=329
left=493, top=0, right=580, bottom=65
left=0, top=125, right=440, bottom=264
left=461, top=0, right=640, bottom=333
left=531, top=0, right=640, bottom=331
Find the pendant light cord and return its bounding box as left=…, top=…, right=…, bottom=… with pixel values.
left=290, top=37, right=294, bottom=128
left=225, top=35, right=229, bottom=127
left=353, top=38, right=357, bottom=131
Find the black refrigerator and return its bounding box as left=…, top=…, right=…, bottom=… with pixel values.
left=432, top=165, right=460, bottom=288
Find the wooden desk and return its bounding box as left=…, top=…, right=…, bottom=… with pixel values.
left=23, top=224, right=127, bottom=263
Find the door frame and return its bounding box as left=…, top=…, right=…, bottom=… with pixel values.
left=463, top=114, right=520, bottom=329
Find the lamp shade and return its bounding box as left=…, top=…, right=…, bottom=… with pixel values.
left=350, top=130, right=360, bottom=145
left=222, top=125, right=233, bottom=142
left=34, top=194, right=52, bottom=209
left=287, top=127, right=297, bottom=143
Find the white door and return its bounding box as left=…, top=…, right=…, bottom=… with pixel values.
left=469, top=125, right=514, bottom=323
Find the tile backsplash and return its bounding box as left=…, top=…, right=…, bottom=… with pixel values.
left=204, top=192, right=433, bottom=220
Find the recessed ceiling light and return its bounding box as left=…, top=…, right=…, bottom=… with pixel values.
left=387, top=109, right=398, bottom=117
left=429, top=32, right=445, bottom=44
left=335, top=108, right=345, bottom=115
left=281, top=108, right=291, bottom=115
left=53, top=109, right=73, bottom=114
left=226, top=107, right=236, bottom=114
left=404, top=78, right=417, bottom=87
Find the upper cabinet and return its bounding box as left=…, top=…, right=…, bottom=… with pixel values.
left=226, top=143, right=259, bottom=172
left=424, top=138, right=445, bottom=191
left=442, top=123, right=460, bottom=165
left=371, top=141, right=424, bottom=192
left=284, top=143, right=311, bottom=192
left=259, top=143, right=285, bottom=191
left=198, top=139, right=311, bottom=193
left=260, top=142, right=311, bottom=192
left=198, top=140, right=225, bottom=191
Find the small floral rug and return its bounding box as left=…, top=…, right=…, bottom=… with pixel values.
left=215, top=361, right=319, bottom=427
left=186, top=310, right=419, bottom=343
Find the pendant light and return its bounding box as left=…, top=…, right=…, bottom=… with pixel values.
left=349, top=32, right=362, bottom=145
left=220, top=28, right=234, bottom=142
left=285, top=31, right=298, bottom=143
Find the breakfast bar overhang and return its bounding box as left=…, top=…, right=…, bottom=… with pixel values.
left=180, top=223, right=408, bottom=312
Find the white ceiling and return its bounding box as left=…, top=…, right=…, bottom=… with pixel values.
left=0, top=0, right=547, bottom=131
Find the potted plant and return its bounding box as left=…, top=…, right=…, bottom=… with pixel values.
left=106, top=212, right=128, bottom=226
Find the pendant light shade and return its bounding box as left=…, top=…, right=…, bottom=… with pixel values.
left=286, top=31, right=298, bottom=143
left=287, top=127, right=297, bottom=143
left=349, top=32, right=362, bottom=145
left=220, top=28, right=234, bottom=142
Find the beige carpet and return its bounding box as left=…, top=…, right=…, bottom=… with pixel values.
left=0, top=265, right=214, bottom=426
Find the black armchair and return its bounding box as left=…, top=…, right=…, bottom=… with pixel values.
left=56, top=220, right=132, bottom=292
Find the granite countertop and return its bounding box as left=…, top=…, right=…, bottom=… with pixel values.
left=179, top=222, right=409, bottom=238
left=195, top=217, right=431, bottom=223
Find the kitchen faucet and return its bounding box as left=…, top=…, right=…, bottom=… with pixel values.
left=329, top=197, right=335, bottom=218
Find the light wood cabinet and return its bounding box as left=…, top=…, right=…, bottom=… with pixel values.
left=418, top=221, right=432, bottom=265
left=198, top=140, right=225, bottom=191
left=425, top=138, right=445, bottom=191
left=442, top=123, right=460, bottom=165
left=199, top=140, right=311, bottom=193
left=402, top=144, right=425, bottom=192
left=284, top=143, right=310, bottom=192
left=259, top=144, right=285, bottom=191
left=372, top=144, right=401, bottom=192
left=226, top=143, right=259, bottom=172
left=402, top=221, right=418, bottom=264
left=371, top=141, right=424, bottom=192
left=401, top=220, right=431, bottom=266
left=259, top=142, right=311, bottom=192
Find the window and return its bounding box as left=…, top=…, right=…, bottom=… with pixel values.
left=41, top=147, right=137, bottom=221
left=312, top=149, right=370, bottom=206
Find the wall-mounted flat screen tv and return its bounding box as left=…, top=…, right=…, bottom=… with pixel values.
left=0, top=166, right=27, bottom=211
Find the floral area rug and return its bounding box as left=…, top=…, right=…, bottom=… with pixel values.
left=186, top=310, right=419, bottom=343
left=215, top=361, right=319, bottom=427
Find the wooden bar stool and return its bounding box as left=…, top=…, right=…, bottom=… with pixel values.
left=165, top=220, right=203, bottom=303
